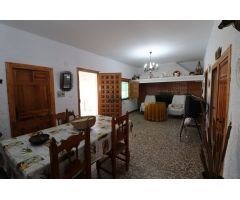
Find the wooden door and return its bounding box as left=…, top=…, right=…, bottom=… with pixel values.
left=215, top=53, right=231, bottom=135
left=6, top=62, right=56, bottom=137
left=209, top=46, right=231, bottom=137
left=98, top=73, right=122, bottom=117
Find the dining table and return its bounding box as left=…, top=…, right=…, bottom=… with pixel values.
left=0, top=115, right=114, bottom=178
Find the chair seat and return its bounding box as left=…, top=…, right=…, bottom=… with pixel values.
left=167, top=106, right=184, bottom=116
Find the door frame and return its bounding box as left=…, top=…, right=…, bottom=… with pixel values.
left=76, top=67, right=99, bottom=116
left=204, top=70, right=208, bottom=102
left=209, top=45, right=231, bottom=132
left=209, top=64, right=218, bottom=129
left=6, top=62, right=56, bottom=137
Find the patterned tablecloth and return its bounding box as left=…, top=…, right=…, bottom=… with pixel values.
left=0, top=115, right=112, bottom=178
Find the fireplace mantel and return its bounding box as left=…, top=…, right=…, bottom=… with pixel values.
left=137, top=75, right=204, bottom=84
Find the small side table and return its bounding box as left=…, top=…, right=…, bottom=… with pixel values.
left=144, top=102, right=167, bottom=121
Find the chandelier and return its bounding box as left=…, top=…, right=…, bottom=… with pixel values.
left=144, top=51, right=159, bottom=72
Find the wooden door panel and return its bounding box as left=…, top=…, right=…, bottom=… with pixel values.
left=16, top=109, right=50, bottom=120
left=98, top=73, right=122, bottom=117
left=6, top=62, right=56, bottom=137
left=33, top=71, right=49, bottom=82
left=15, top=85, right=50, bottom=112
left=219, top=57, right=228, bottom=78
left=216, top=78, right=227, bottom=134
left=14, top=69, right=33, bottom=82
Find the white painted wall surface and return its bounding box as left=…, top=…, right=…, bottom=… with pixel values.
left=204, top=21, right=240, bottom=178
left=0, top=24, right=138, bottom=139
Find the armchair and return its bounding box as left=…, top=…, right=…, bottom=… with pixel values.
left=140, top=95, right=156, bottom=112
left=167, top=95, right=186, bottom=116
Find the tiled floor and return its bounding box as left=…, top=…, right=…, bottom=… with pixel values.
left=92, top=112, right=203, bottom=178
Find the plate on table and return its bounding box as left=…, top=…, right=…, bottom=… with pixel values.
left=29, top=132, right=50, bottom=145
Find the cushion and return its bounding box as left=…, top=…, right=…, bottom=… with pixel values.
left=172, top=104, right=183, bottom=109
left=144, top=95, right=156, bottom=103
left=172, top=95, right=186, bottom=105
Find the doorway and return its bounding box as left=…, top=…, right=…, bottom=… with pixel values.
left=77, top=68, right=98, bottom=116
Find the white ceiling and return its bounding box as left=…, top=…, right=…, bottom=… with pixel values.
left=1, top=20, right=213, bottom=68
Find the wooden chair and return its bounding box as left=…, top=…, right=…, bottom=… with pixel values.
left=49, top=129, right=91, bottom=178
left=55, top=112, right=67, bottom=125
left=96, top=113, right=130, bottom=178
left=66, top=109, right=76, bottom=122
left=54, top=109, right=77, bottom=125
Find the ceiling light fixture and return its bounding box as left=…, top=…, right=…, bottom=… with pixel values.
left=144, top=51, right=159, bottom=73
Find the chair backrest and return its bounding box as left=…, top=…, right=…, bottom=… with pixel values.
left=185, top=94, right=206, bottom=118
left=55, top=112, right=67, bottom=125
left=172, top=95, right=186, bottom=105
left=144, top=95, right=156, bottom=103
left=66, top=109, right=76, bottom=122
left=49, top=130, right=91, bottom=178
left=111, top=113, right=129, bottom=150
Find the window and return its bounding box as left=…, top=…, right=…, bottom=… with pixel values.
left=121, top=79, right=129, bottom=100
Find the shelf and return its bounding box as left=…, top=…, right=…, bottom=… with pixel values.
left=137, top=75, right=204, bottom=84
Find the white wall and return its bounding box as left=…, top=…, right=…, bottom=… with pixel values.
left=138, top=62, right=190, bottom=79
left=0, top=24, right=138, bottom=139
left=204, top=21, right=240, bottom=178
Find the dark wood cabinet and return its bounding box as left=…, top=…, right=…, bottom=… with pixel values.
left=129, top=81, right=139, bottom=100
